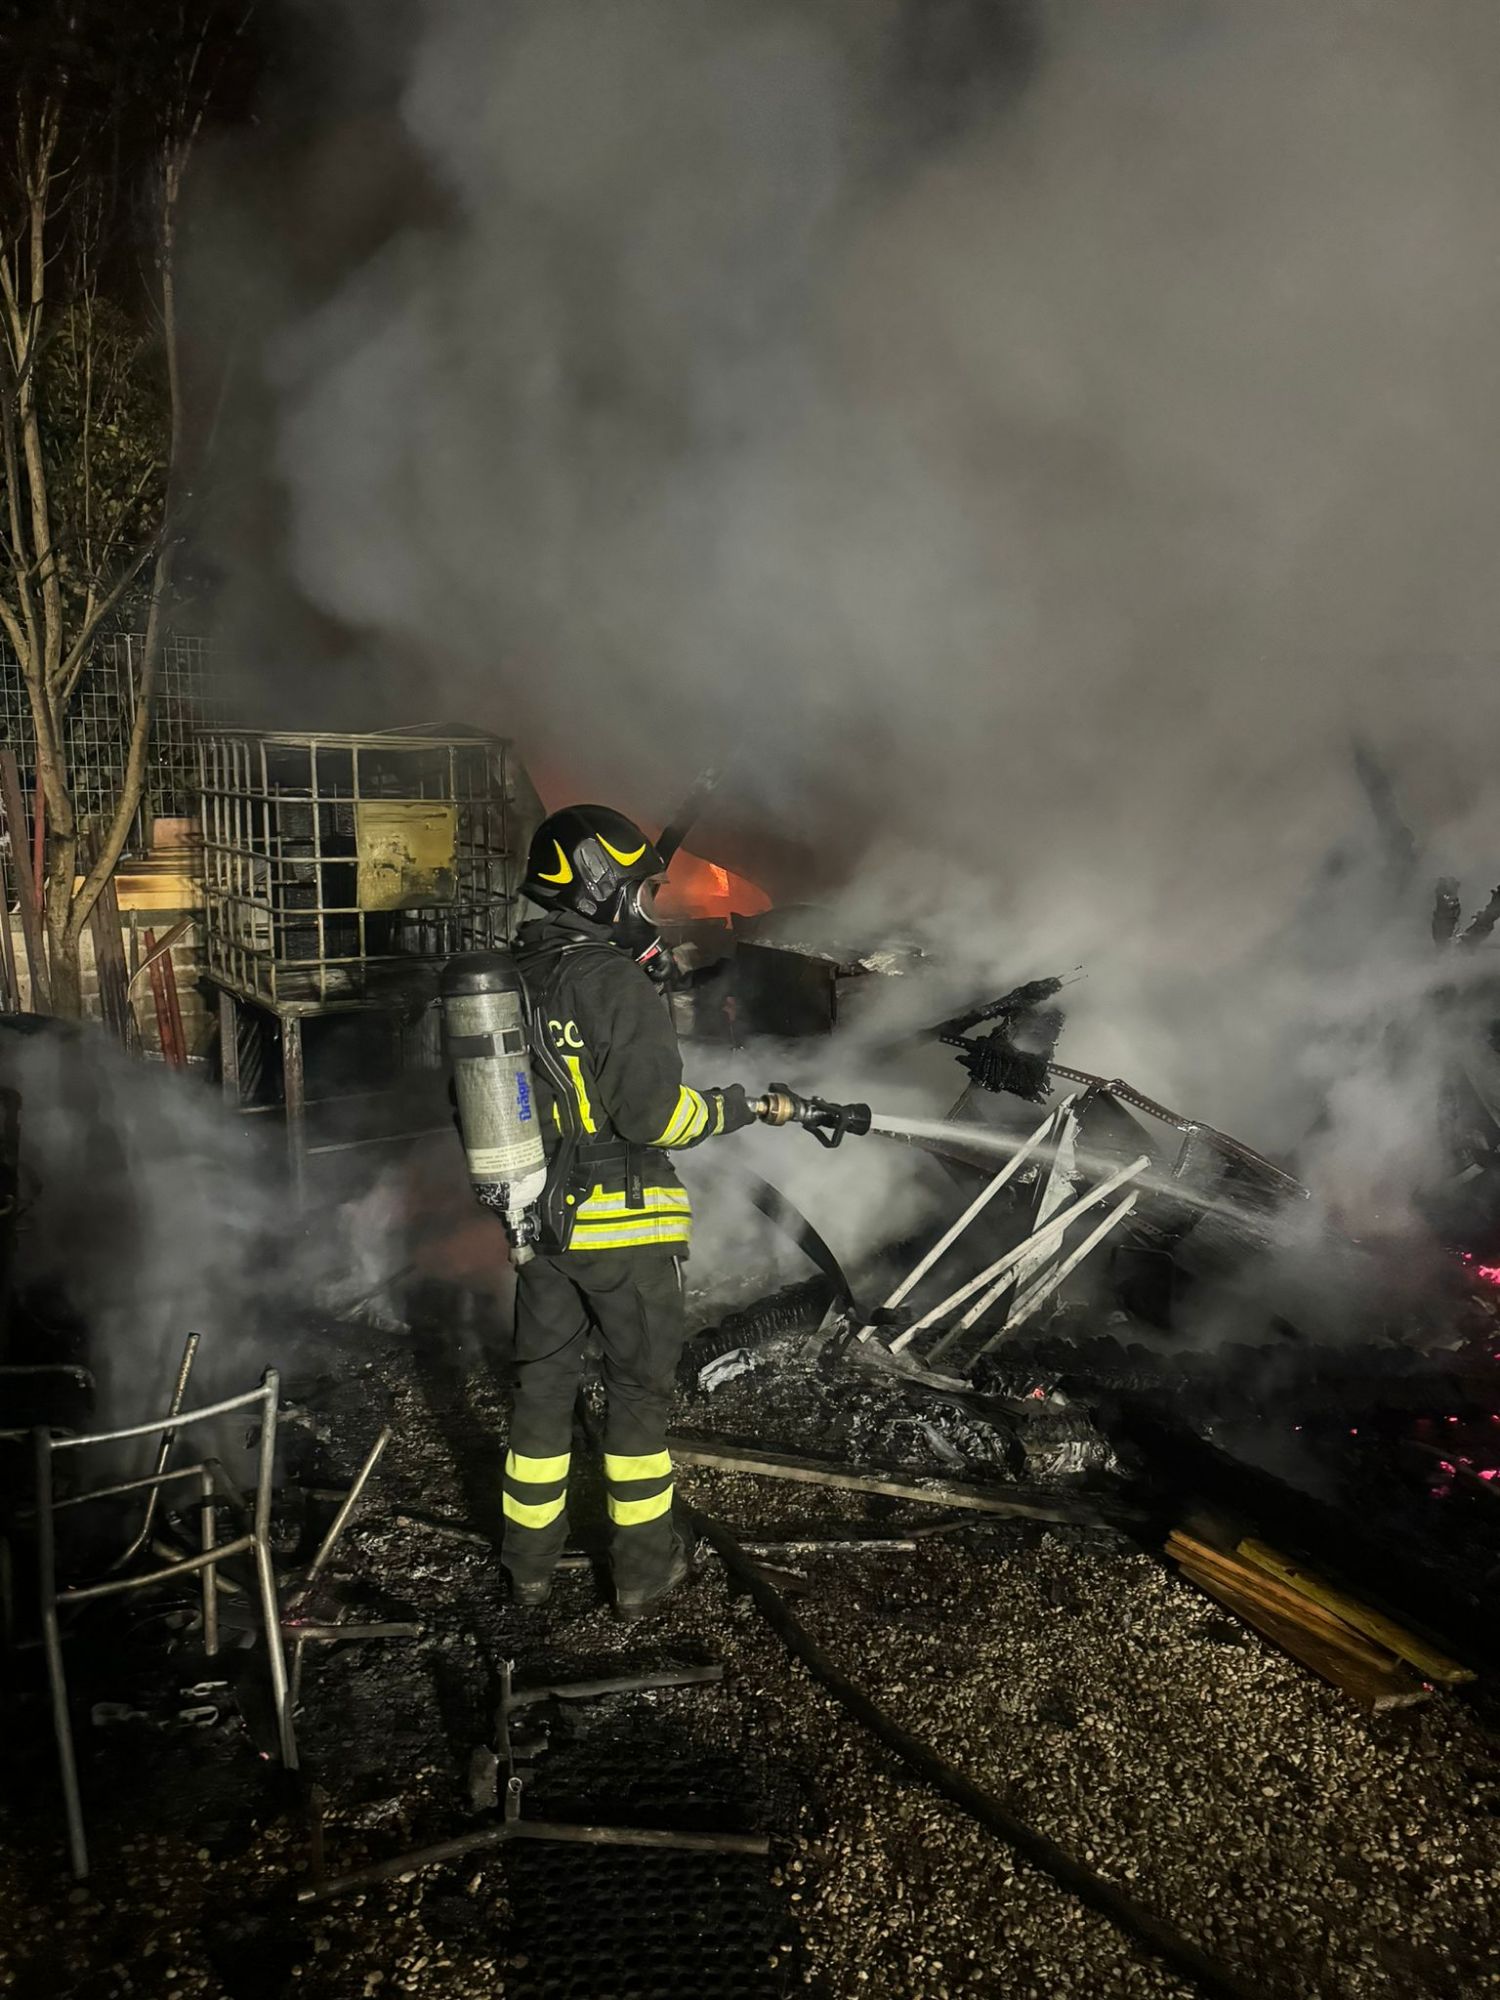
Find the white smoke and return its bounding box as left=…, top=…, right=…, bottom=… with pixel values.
left=0, top=1026, right=450, bottom=1433
left=236, top=0, right=1500, bottom=1242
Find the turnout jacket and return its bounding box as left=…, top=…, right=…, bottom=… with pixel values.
left=513, top=913, right=756, bottom=1252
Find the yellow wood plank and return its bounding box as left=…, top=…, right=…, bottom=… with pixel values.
left=1189, top=1570, right=1431, bottom=1712
left=1171, top=1540, right=1391, bottom=1656
left=1176, top=1555, right=1401, bottom=1670
left=105, top=872, right=200, bottom=912
left=1236, top=1538, right=1474, bottom=1685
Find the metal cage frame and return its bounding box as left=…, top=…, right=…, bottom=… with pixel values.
left=198, top=729, right=529, bottom=1010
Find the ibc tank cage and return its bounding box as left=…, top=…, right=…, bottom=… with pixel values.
left=198, top=729, right=539, bottom=1008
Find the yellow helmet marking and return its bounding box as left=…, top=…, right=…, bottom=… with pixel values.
left=597, top=834, right=647, bottom=867
left=537, top=840, right=574, bottom=885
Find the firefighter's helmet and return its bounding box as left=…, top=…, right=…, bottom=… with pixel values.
left=522, top=804, right=666, bottom=957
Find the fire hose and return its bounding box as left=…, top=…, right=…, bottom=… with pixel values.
left=690, top=1506, right=1275, bottom=2000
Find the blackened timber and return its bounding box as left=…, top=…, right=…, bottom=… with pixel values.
left=669, top=1435, right=1129, bottom=1526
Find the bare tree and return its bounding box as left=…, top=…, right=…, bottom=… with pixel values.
left=0, top=6, right=245, bottom=1013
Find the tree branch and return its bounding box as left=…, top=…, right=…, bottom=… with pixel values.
left=54, top=538, right=156, bottom=703
left=69, top=129, right=188, bottom=939
left=11, top=99, right=64, bottom=684
left=0, top=327, right=42, bottom=674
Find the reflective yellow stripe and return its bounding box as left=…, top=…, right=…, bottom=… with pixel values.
left=681, top=1090, right=710, bottom=1141
left=654, top=1086, right=709, bottom=1147
left=568, top=1183, right=693, bottom=1250
left=565, top=1055, right=596, bottom=1134
left=506, top=1449, right=571, bottom=1484
left=597, top=835, right=647, bottom=867
left=537, top=839, right=575, bottom=886
left=551, top=1101, right=561, bottom=1130
left=608, top=1485, right=674, bottom=1527
left=569, top=1220, right=692, bottom=1250
left=503, top=1490, right=567, bottom=1529
left=654, top=1087, right=695, bottom=1146
left=576, top=1184, right=690, bottom=1217
left=605, top=1450, right=673, bottom=1483
left=712, top=1092, right=725, bottom=1135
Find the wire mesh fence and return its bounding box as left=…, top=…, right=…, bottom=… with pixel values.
left=0, top=633, right=223, bottom=851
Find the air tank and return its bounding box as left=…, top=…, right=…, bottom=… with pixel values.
left=440, top=950, right=547, bottom=1259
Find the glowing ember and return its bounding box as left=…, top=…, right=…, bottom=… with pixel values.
left=1458, top=1251, right=1500, bottom=1286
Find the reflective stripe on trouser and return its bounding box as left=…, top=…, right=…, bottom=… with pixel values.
left=504, top=1246, right=685, bottom=1594
left=605, top=1448, right=673, bottom=1528
left=503, top=1449, right=570, bottom=1529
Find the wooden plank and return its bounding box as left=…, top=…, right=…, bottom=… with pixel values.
left=0, top=750, right=47, bottom=1009
left=1186, top=1568, right=1431, bottom=1712
left=30, top=767, right=43, bottom=906
left=160, top=930, right=187, bottom=1065
left=1236, top=1537, right=1475, bottom=1686
left=0, top=839, right=19, bottom=1012
left=83, top=845, right=132, bottom=1046
left=668, top=1436, right=1116, bottom=1525
left=1174, top=1553, right=1402, bottom=1670
left=143, top=927, right=185, bottom=1068
left=1167, top=1532, right=1383, bottom=1642
left=113, top=869, right=198, bottom=912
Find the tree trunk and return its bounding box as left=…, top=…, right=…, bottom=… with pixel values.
left=46, top=920, right=82, bottom=1018
left=43, top=839, right=81, bottom=1017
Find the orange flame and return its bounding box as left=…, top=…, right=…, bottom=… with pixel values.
left=655, top=849, right=769, bottom=920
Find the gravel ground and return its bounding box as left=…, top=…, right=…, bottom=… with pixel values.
left=3, top=1326, right=1498, bottom=2000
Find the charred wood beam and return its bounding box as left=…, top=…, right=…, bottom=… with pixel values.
left=669, top=1435, right=1133, bottom=1528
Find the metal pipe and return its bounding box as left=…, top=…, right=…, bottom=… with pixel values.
left=281, top=1621, right=424, bottom=1643
left=922, top=1156, right=1149, bottom=1360
left=512, top=1820, right=768, bottom=1854
left=60, top=1534, right=257, bottom=1603
left=38, top=1462, right=210, bottom=1513
left=504, top=1664, right=724, bottom=1710
left=35, top=1429, right=88, bottom=1878
left=111, top=1333, right=200, bottom=1569
left=950, top=1179, right=1136, bottom=1343
left=199, top=1466, right=219, bottom=1658
left=655, top=764, right=724, bottom=868
left=739, top=1537, right=919, bottom=1556
left=288, top=1427, right=391, bottom=1605
left=0, top=1363, right=95, bottom=1389
left=297, top=1817, right=768, bottom=1905
left=49, top=1384, right=269, bottom=1451
left=883, top=1108, right=1061, bottom=1349
left=303, top=1128, right=454, bottom=1158
left=151, top=1536, right=242, bottom=1592
left=972, top=1191, right=1139, bottom=1356
left=252, top=1371, right=298, bottom=1770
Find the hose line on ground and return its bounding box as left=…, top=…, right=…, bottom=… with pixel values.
left=688, top=1505, right=1274, bottom=2000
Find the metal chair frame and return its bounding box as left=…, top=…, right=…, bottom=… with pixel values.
left=32, top=1368, right=295, bottom=1878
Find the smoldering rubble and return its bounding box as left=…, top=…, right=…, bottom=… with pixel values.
left=5, top=4, right=1500, bottom=1998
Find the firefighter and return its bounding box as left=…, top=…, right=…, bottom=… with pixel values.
left=503, top=803, right=757, bottom=1617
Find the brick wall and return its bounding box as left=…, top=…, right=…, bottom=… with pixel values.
left=5, top=907, right=214, bottom=1061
